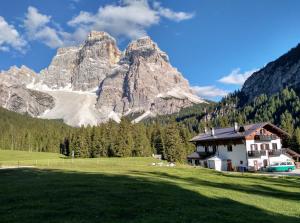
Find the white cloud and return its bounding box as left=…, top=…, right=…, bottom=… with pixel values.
left=191, top=85, right=228, bottom=99
left=3, top=1, right=194, bottom=51
left=153, top=2, right=195, bottom=22
left=24, top=6, right=50, bottom=33
left=218, top=68, right=258, bottom=85
left=67, top=0, right=194, bottom=41
left=24, top=6, right=63, bottom=48
left=0, top=16, right=26, bottom=52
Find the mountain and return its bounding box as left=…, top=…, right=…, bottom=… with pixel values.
left=0, top=66, right=54, bottom=116
left=0, top=31, right=205, bottom=126
left=242, top=43, right=300, bottom=101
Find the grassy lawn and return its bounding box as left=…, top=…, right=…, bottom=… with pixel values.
left=0, top=150, right=63, bottom=163
left=0, top=150, right=299, bottom=223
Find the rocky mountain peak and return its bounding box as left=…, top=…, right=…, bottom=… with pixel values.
left=1, top=65, right=37, bottom=86
left=87, top=31, right=114, bottom=42
left=37, top=30, right=122, bottom=91
left=124, top=36, right=169, bottom=64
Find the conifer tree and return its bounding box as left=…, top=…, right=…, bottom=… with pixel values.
left=163, top=124, right=185, bottom=162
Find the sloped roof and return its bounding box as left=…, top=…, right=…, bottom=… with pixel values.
left=189, top=122, right=289, bottom=143
left=187, top=152, right=201, bottom=159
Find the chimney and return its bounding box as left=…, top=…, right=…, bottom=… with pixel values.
left=211, top=127, right=215, bottom=136
left=234, top=122, right=239, bottom=132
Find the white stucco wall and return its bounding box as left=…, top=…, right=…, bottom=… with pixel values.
left=217, top=144, right=248, bottom=169
left=196, top=144, right=247, bottom=170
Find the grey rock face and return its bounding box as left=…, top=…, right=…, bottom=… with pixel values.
left=1, top=65, right=37, bottom=85
left=72, top=31, right=121, bottom=91
left=96, top=36, right=205, bottom=121
left=39, top=46, right=80, bottom=89
left=38, top=31, right=121, bottom=91
left=242, top=43, right=300, bottom=101
left=0, top=73, right=54, bottom=116
left=0, top=31, right=205, bottom=125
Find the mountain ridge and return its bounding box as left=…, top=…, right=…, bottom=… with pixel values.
left=242, top=43, right=300, bottom=101
left=0, top=31, right=205, bottom=126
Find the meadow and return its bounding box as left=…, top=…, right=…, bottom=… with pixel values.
left=0, top=150, right=299, bottom=223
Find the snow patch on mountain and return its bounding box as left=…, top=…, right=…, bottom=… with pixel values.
left=38, top=90, right=100, bottom=127
left=132, top=111, right=153, bottom=123
left=157, top=88, right=206, bottom=104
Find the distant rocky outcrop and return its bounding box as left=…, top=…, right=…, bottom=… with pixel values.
left=242, top=43, right=300, bottom=101
left=0, top=31, right=205, bottom=126
left=0, top=67, right=54, bottom=116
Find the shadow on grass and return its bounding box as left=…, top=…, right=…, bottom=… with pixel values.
left=130, top=171, right=300, bottom=202
left=219, top=172, right=300, bottom=187
left=0, top=168, right=299, bottom=223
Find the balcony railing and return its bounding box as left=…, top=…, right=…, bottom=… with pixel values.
left=269, top=149, right=286, bottom=156
left=254, top=134, right=277, bottom=141
left=248, top=149, right=286, bottom=157
left=197, top=151, right=216, bottom=157
left=248, top=150, right=266, bottom=158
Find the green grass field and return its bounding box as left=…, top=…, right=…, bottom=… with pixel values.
left=0, top=150, right=299, bottom=223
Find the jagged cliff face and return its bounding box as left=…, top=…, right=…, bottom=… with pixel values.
left=72, top=31, right=121, bottom=91
left=38, top=31, right=121, bottom=91
left=0, top=31, right=205, bottom=126
left=96, top=37, right=202, bottom=122
left=0, top=67, right=54, bottom=116
left=242, top=43, right=300, bottom=101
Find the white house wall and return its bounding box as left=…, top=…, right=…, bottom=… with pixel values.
left=217, top=144, right=248, bottom=169
left=197, top=144, right=248, bottom=170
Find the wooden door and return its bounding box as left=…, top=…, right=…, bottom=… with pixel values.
left=227, top=159, right=233, bottom=171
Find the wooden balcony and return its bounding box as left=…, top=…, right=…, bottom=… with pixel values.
left=254, top=134, right=277, bottom=141
left=248, top=150, right=266, bottom=158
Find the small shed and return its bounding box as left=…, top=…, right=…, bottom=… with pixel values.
left=207, top=156, right=222, bottom=171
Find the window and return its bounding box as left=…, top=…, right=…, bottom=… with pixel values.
left=251, top=144, right=258, bottom=151
left=265, top=144, right=270, bottom=150
left=260, top=129, right=266, bottom=135
left=280, top=162, right=287, bottom=166
left=205, top=146, right=209, bottom=153
left=287, top=162, right=293, bottom=165
left=227, top=145, right=233, bottom=152
left=260, top=144, right=265, bottom=150
left=272, top=143, right=278, bottom=150
left=240, top=160, right=243, bottom=165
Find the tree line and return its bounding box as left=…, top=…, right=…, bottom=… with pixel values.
left=0, top=107, right=194, bottom=162
left=1, top=87, right=300, bottom=161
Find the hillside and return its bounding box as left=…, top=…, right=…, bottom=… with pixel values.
left=0, top=107, right=71, bottom=153
left=242, top=43, right=300, bottom=101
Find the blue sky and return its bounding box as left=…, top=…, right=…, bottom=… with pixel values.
left=0, top=0, right=300, bottom=100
